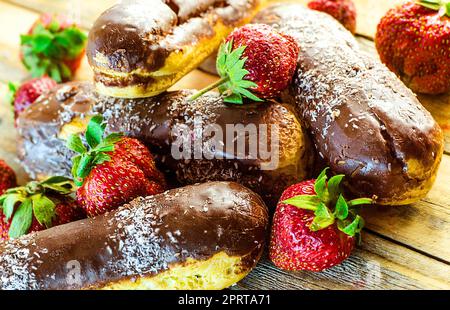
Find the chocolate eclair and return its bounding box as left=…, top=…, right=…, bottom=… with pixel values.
left=87, top=0, right=264, bottom=98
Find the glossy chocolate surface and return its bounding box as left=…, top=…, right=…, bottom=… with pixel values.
left=0, top=182, right=268, bottom=289
left=87, top=0, right=259, bottom=82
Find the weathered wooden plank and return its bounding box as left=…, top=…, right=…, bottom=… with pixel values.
left=235, top=232, right=450, bottom=290
left=3, top=0, right=115, bottom=29
left=362, top=201, right=450, bottom=262
left=0, top=43, right=27, bottom=83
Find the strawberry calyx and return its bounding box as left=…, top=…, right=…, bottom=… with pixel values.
left=20, top=16, right=87, bottom=82
left=66, top=115, right=123, bottom=186
left=416, top=0, right=450, bottom=17
left=189, top=39, right=263, bottom=104
left=282, top=168, right=373, bottom=238
left=5, top=82, right=19, bottom=107
left=0, top=176, right=75, bottom=239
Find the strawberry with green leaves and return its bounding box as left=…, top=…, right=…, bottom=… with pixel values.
left=6, top=77, right=57, bottom=123
left=189, top=24, right=299, bottom=104
left=270, top=168, right=373, bottom=272
left=67, top=115, right=166, bottom=217
left=0, top=176, right=84, bottom=240
left=375, top=0, right=450, bottom=94
left=20, top=13, right=87, bottom=82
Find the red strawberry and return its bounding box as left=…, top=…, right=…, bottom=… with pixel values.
left=7, top=77, right=57, bottom=122
left=113, top=137, right=166, bottom=185
left=67, top=115, right=166, bottom=217
left=189, top=24, right=299, bottom=103
left=0, top=160, right=16, bottom=196
left=20, top=13, right=87, bottom=82
left=375, top=1, right=450, bottom=95
left=308, top=0, right=357, bottom=34
left=270, top=168, right=372, bottom=272
left=0, top=176, right=84, bottom=240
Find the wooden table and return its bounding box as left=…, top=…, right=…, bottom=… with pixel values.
left=0, top=0, right=449, bottom=290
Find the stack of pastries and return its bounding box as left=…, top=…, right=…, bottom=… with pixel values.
left=0, top=0, right=444, bottom=289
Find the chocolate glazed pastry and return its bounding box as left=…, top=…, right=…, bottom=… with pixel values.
left=0, top=182, right=269, bottom=290
left=17, top=82, right=314, bottom=207
left=87, top=0, right=264, bottom=98
left=254, top=4, right=444, bottom=205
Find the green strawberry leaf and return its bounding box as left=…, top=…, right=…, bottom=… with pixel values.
left=189, top=39, right=262, bottom=104
left=41, top=176, right=75, bottom=194
left=66, top=134, right=86, bottom=154
left=2, top=193, right=24, bottom=220
left=95, top=145, right=114, bottom=153
left=86, top=115, right=106, bottom=148
left=20, top=34, right=33, bottom=45
left=338, top=215, right=364, bottom=237
left=335, top=194, right=349, bottom=220
left=31, top=194, right=56, bottom=228
left=0, top=194, right=6, bottom=206
left=348, top=198, right=373, bottom=207
left=237, top=79, right=258, bottom=89
left=327, top=174, right=345, bottom=201
left=49, top=64, right=62, bottom=82
left=8, top=199, right=33, bottom=239
left=224, top=93, right=244, bottom=104
left=417, top=0, right=450, bottom=17
left=416, top=0, right=442, bottom=11
left=5, top=82, right=19, bottom=106
left=48, top=20, right=60, bottom=33
left=32, top=33, right=53, bottom=53
left=76, top=154, right=94, bottom=179
left=100, top=132, right=123, bottom=148
left=314, top=202, right=333, bottom=219
left=71, top=155, right=82, bottom=185
left=41, top=176, right=73, bottom=185
left=284, top=167, right=372, bottom=239
left=59, top=27, right=87, bottom=58
left=32, top=23, right=46, bottom=36
left=67, top=115, right=122, bottom=186
left=310, top=203, right=335, bottom=231
left=60, top=63, right=72, bottom=80
left=93, top=153, right=111, bottom=166
left=236, top=86, right=262, bottom=102
left=283, top=195, right=321, bottom=211
left=314, top=174, right=328, bottom=201
left=225, top=44, right=246, bottom=70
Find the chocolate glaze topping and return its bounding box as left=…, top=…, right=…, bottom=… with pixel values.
left=254, top=5, right=444, bottom=203
left=17, top=82, right=312, bottom=206
left=87, top=0, right=259, bottom=80
left=0, top=182, right=268, bottom=290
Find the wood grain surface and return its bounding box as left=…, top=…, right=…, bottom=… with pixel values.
left=0, top=0, right=448, bottom=290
